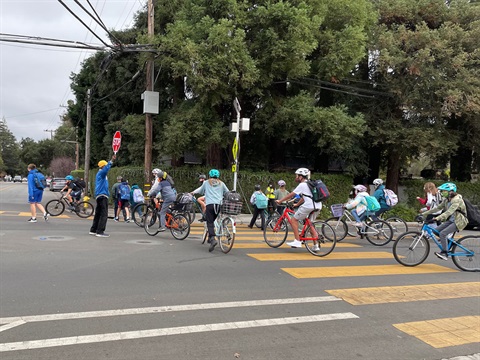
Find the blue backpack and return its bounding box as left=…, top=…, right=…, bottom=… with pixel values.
left=34, top=172, right=47, bottom=190
left=255, top=193, right=268, bottom=209
left=118, top=183, right=130, bottom=200
left=363, top=196, right=381, bottom=212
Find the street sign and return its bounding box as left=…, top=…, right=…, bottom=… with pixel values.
left=112, top=131, right=122, bottom=154
left=232, top=138, right=238, bottom=159
left=231, top=164, right=236, bottom=173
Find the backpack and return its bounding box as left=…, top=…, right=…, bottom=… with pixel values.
left=34, top=172, right=47, bottom=190
left=383, top=188, right=398, bottom=207
left=118, top=183, right=130, bottom=200
left=306, top=180, right=330, bottom=202
left=363, top=195, right=381, bottom=212
left=255, top=193, right=268, bottom=209
left=132, top=188, right=144, bottom=203
left=74, top=178, right=86, bottom=190
left=457, top=199, right=480, bottom=230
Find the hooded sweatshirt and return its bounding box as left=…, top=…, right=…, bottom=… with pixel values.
left=193, top=178, right=229, bottom=205
left=345, top=191, right=370, bottom=215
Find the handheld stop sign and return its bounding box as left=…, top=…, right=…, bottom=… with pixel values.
left=112, top=131, right=122, bottom=154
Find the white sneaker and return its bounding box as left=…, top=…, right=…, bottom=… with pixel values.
left=311, top=244, right=320, bottom=252
left=354, top=222, right=363, bottom=227
left=286, top=239, right=303, bottom=248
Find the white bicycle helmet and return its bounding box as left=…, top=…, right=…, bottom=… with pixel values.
left=373, top=178, right=383, bottom=186
left=354, top=184, right=368, bottom=192
left=295, top=168, right=310, bottom=178
left=152, top=168, right=162, bottom=176
left=278, top=180, right=286, bottom=187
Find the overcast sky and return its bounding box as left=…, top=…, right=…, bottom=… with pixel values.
left=0, top=0, right=145, bottom=142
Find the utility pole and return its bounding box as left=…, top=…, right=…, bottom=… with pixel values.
left=44, top=129, right=55, bottom=139
left=84, top=89, right=92, bottom=194
left=144, top=0, right=155, bottom=184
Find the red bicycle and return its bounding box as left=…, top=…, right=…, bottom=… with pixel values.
left=263, top=201, right=337, bottom=257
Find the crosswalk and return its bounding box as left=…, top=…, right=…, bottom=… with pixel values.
left=190, top=223, right=480, bottom=350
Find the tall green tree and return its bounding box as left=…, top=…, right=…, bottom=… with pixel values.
left=0, top=118, right=21, bottom=175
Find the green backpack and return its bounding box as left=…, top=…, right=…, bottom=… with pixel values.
left=363, top=196, right=380, bottom=212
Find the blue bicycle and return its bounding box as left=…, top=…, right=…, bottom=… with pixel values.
left=393, top=221, right=479, bottom=271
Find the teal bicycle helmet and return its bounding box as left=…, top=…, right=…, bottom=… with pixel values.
left=438, top=182, right=457, bottom=192
left=209, top=169, right=220, bottom=178
left=65, top=175, right=74, bottom=181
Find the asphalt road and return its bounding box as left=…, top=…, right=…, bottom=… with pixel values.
left=0, top=182, right=479, bottom=360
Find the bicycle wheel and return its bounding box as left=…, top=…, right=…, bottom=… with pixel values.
left=170, top=214, right=190, bottom=240
left=393, top=231, right=430, bottom=266
left=365, top=220, right=393, bottom=246
left=74, top=201, right=94, bottom=218
left=263, top=218, right=288, bottom=248
left=304, top=221, right=337, bottom=257
left=218, top=217, right=235, bottom=253
left=325, top=217, right=347, bottom=241
left=132, top=203, right=148, bottom=227
left=144, top=208, right=159, bottom=236
left=451, top=236, right=480, bottom=272
left=187, top=203, right=196, bottom=224
left=46, top=200, right=65, bottom=216
left=385, top=216, right=408, bottom=238
left=255, top=210, right=266, bottom=228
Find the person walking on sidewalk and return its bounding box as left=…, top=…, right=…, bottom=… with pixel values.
left=248, top=185, right=267, bottom=230
left=26, top=163, right=48, bottom=223
left=89, top=154, right=115, bottom=237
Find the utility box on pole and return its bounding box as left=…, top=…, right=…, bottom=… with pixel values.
left=142, top=91, right=159, bottom=114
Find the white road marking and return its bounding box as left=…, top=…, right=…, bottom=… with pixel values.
left=0, top=296, right=341, bottom=324
left=0, top=312, right=358, bottom=352
left=0, top=320, right=25, bottom=333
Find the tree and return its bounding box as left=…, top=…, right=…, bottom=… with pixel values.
left=49, top=157, right=75, bottom=177
left=0, top=118, right=22, bottom=175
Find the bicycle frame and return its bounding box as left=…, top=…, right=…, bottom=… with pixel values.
left=272, top=206, right=318, bottom=243
left=421, top=223, right=474, bottom=257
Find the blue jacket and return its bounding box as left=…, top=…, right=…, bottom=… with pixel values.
left=94, top=161, right=112, bottom=198
left=373, top=185, right=390, bottom=210
left=27, top=169, right=43, bottom=198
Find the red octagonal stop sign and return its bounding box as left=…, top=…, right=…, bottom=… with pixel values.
left=112, top=131, right=122, bottom=154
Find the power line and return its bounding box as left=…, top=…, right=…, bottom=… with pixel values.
left=57, top=0, right=115, bottom=50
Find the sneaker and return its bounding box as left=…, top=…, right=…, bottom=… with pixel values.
left=158, top=227, right=166, bottom=232
left=27, top=218, right=37, bottom=223
left=198, top=218, right=205, bottom=223
left=114, top=217, right=119, bottom=222
left=247, top=225, right=253, bottom=229
left=96, top=233, right=110, bottom=238
left=286, top=239, right=303, bottom=248
left=434, top=251, right=448, bottom=261
left=311, top=244, right=320, bottom=252
left=125, top=218, right=131, bottom=223
left=43, top=212, right=49, bottom=221
left=354, top=222, right=363, bottom=227
left=209, top=238, right=217, bottom=252
left=89, top=231, right=96, bottom=235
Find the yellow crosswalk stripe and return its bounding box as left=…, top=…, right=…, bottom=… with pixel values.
left=236, top=242, right=360, bottom=249
left=326, top=282, right=480, bottom=305
left=248, top=252, right=393, bottom=261
left=393, top=315, right=480, bottom=348
left=282, top=264, right=457, bottom=278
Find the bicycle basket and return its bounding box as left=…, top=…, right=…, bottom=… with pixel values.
left=330, top=204, right=344, bottom=218
left=221, top=200, right=243, bottom=215
left=170, top=201, right=192, bottom=211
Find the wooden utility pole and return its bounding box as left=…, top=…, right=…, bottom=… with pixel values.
left=144, top=0, right=155, bottom=184
left=84, top=89, right=92, bottom=194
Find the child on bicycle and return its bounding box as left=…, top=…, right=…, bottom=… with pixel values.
left=196, top=174, right=207, bottom=221
left=344, top=184, right=370, bottom=227
left=372, top=178, right=390, bottom=218
left=191, top=169, right=229, bottom=252
left=61, top=175, right=83, bottom=209
left=274, top=180, right=289, bottom=215
left=275, top=168, right=322, bottom=251
left=422, top=182, right=468, bottom=261
left=147, top=170, right=176, bottom=232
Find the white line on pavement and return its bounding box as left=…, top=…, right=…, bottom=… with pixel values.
left=0, top=320, right=25, bottom=333
left=0, top=312, right=358, bottom=352
left=0, top=296, right=341, bottom=324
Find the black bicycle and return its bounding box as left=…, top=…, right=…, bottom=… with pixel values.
left=46, top=192, right=94, bottom=218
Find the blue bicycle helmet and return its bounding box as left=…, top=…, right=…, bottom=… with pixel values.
left=65, top=175, right=74, bottom=181
left=438, top=182, right=457, bottom=192
left=209, top=169, right=220, bottom=178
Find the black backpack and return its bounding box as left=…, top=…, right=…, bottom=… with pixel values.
left=458, top=199, right=480, bottom=230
